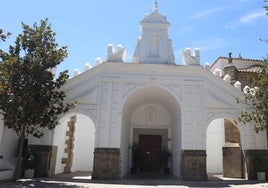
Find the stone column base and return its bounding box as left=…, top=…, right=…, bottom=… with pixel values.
left=181, top=150, right=207, bottom=181
left=92, top=148, right=120, bottom=179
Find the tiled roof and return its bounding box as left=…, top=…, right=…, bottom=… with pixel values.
left=238, top=66, right=261, bottom=73
left=210, top=56, right=265, bottom=72
left=214, top=56, right=264, bottom=63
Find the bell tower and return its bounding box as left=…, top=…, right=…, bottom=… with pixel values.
left=133, top=2, right=175, bottom=64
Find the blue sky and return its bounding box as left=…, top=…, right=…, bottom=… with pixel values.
left=1, top=0, right=267, bottom=76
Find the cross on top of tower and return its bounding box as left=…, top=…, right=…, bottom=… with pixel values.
left=228, top=52, right=233, bottom=64
left=153, top=1, right=158, bottom=12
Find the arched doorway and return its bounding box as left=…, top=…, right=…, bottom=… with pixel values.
left=120, top=86, right=181, bottom=177
left=206, top=118, right=244, bottom=179
left=53, top=113, right=95, bottom=176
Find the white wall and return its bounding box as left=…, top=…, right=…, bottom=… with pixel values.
left=120, top=116, right=130, bottom=177
left=131, top=104, right=171, bottom=126
left=29, top=127, right=54, bottom=145
left=0, top=117, right=4, bottom=148
left=206, top=118, right=225, bottom=173
left=171, top=118, right=181, bottom=177
left=0, top=126, right=18, bottom=160
left=72, top=114, right=95, bottom=172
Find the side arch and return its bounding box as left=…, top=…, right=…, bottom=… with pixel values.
left=58, top=108, right=97, bottom=128
left=205, top=112, right=246, bottom=179
left=53, top=112, right=96, bottom=175
left=205, top=111, right=246, bottom=147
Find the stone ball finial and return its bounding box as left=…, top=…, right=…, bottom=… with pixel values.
left=223, top=74, right=231, bottom=83
left=243, top=86, right=250, bottom=94
left=96, top=57, right=103, bottom=65
left=213, top=68, right=222, bottom=77
left=84, top=63, right=92, bottom=71
left=204, top=63, right=210, bottom=71
left=117, top=44, right=123, bottom=51
left=185, top=47, right=191, bottom=55
left=234, top=81, right=242, bottom=90
left=74, top=69, right=80, bottom=76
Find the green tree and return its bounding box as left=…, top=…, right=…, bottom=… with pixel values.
left=236, top=1, right=268, bottom=133
left=0, top=29, right=11, bottom=42
left=265, top=0, right=268, bottom=14
left=236, top=58, right=268, bottom=133
left=0, top=19, right=74, bottom=179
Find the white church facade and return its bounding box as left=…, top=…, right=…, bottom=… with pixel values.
left=0, top=3, right=267, bottom=181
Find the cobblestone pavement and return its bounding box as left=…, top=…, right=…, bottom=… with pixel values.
left=1, top=178, right=268, bottom=188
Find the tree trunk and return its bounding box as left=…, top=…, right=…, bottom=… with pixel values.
left=13, top=136, right=25, bottom=180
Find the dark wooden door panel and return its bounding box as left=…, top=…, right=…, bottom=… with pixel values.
left=139, top=135, right=162, bottom=172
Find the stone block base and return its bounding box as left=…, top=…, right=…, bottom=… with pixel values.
left=223, top=146, right=243, bottom=178
left=92, top=148, right=120, bottom=179
left=181, top=150, right=207, bottom=181
left=28, top=145, right=57, bottom=177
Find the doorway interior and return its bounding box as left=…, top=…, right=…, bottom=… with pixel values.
left=132, top=128, right=169, bottom=173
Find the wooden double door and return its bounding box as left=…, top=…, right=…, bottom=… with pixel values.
left=139, top=135, right=162, bottom=172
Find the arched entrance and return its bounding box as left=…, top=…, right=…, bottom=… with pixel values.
left=206, top=118, right=245, bottom=179
left=53, top=113, right=95, bottom=176
left=120, top=86, right=181, bottom=177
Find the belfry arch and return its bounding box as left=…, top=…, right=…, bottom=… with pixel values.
left=120, top=86, right=181, bottom=177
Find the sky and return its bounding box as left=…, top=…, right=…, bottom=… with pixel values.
left=1, top=0, right=268, bottom=76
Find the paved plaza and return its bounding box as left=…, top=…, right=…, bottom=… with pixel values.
left=1, top=178, right=268, bottom=188
left=0, top=172, right=268, bottom=188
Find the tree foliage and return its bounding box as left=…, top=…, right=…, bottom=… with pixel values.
left=236, top=58, right=268, bottom=133
left=0, top=29, right=11, bottom=42
left=237, top=2, right=268, bottom=133
left=0, top=19, right=75, bottom=179
left=265, top=0, right=268, bottom=14
left=237, top=0, right=268, bottom=133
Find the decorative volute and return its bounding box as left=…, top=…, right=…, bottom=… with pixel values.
left=133, top=2, right=175, bottom=64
